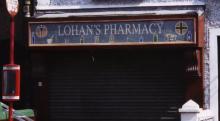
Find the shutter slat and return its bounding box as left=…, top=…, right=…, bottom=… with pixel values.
left=48, top=50, right=186, bottom=121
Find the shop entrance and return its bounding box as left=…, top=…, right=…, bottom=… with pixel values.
left=47, top=48, right=186, bottom=121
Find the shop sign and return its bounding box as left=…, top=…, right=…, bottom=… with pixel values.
left=29, top=18, right=196, bottom=46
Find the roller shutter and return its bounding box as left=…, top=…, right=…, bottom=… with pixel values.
left=47, top=49, right=186, bottom=121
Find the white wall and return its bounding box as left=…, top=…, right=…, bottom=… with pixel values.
left=209, top=28, right=219, bottom=121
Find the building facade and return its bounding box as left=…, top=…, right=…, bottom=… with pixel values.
left=26, top=0, right=208, bottom=121
left=2, top=0, right=220, bottom=121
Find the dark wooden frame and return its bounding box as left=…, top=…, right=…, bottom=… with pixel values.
left=197, top=15, right=205, bottom=107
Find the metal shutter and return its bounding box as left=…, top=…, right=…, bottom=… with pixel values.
left=47, top=49, right=186, bottom=121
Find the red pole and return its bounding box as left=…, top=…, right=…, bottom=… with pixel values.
left=5, top=1, right=19, bottom=121
left=9, top=16, right=15, bottom=121
left=10, top=17, right=15, bottom=64
left=9, top=102, right=13, bottom=121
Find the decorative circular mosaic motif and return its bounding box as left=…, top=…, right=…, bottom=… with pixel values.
left=175, top=21, right=188, bottom=36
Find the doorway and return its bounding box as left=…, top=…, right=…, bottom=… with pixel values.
left=46, top=48, right=186, bottom=121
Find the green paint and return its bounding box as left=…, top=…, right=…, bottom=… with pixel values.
left=0, top=102, right=35, bottom=120
left=15, top=109, right=35, bottom=117
left=0, top=103, right=7, bottom=120
left=153, top=34, right=159, bottom=42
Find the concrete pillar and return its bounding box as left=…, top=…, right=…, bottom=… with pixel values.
left=179, top=100, right=200, bottom=121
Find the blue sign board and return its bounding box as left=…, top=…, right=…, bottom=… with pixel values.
left=29, top=19, right=195, bottom=46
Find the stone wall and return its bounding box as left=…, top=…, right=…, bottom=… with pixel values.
left=204, top=0, right=220, bottom=108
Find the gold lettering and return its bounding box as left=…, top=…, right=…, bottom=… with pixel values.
left=95, top=25, right=101, bottom=35
left=133, top=24, right=141, bottom=35
left=64, top=25, right=71, bottom=36
left=149, top=23, right=156, bottom=34
left=125, top=24, right=132, bottom=35
left=141, top=24, right=149, bottom=34
left=149, top=23, right=162, bottom=34
left=79, top=26, right=86, bottom=35
left=118, top=25, right=125, bottom=35
left=86, top=25, right=93, bottom=35
left=58, top=25, right=64, bottom=36
left=110, top=24, right=117, bottom=35
left=156, top=22, right=163, bottom=34
left=104, top=24, right=110, bottom=35
left=71, top=25, right=79, bottom=35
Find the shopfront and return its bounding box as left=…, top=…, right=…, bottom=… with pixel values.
left=25, top=1, right=205, bottom=120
